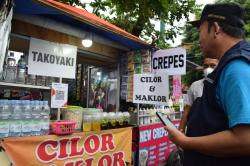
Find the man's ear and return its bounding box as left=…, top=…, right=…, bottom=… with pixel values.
left=213, top=22, right=221, bottom=37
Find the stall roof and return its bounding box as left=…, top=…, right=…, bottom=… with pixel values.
left=13, top=0, right=151, bottom=50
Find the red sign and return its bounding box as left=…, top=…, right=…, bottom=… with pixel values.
left=138, top=121, right=180, bottom=166
left=173, top=75, right=182, bottom=100
left=1, top=128, right=132, bottom=166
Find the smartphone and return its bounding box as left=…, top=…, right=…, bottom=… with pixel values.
left=156, top=112, right=176, bottom=128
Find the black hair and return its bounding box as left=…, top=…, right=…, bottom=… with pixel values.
left=207, top=20, right=245, bottom=39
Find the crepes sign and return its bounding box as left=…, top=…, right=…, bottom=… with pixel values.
left=133, top=73, right=169, bottom=105
left=28, top=38, right=77, bottom=79
left=152, top=47, right=186, bottom=75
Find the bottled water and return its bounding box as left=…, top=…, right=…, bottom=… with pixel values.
left=13, top=100, right=20, bottom=114
left=9, top=114, right=22, bottom=137
left=0, top=114, right=10, bottom=138
left=41, top=101, right=50, bottom=135
left=43, top=101, right=50, bottom=115
left=2, top=100, right=10, bottom=114
left=21, top=113, right=31, bottom=136
left=3, top=52, right=16, bottom=83
left=16, top=55, right=27, bottom=84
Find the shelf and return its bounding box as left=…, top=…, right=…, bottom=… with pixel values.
left=138, top=114, right=156, bottom=117
left=0, top=81, right=51, bottom=90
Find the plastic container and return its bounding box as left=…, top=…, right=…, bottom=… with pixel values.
left=50, top=120, right=76, bottom=135
left=3, top=52, right=16, bottom=83
left=108, top=112, right=116, bottom=129
left=101, top=112, right=108, bottom=130
left=123, top=112, right=131, bottom=126
left=62, top=106, right=82, bottom=130
left=92, top=112, right=101, bottom=131
left=82, top=114, right=92, bottom=132
left=116, top=112, right=124, bottom=127
left=0, top=114, right=10, bottom=138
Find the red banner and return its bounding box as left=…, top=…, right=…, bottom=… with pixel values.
left=138, top=121, right=180, bottom=166
left=1, top=127, right=132, bottom=166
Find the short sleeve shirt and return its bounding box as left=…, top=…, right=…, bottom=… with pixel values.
left=217, top=59, right=250, bottom=128
left=186, top=79, right=204, bottom=106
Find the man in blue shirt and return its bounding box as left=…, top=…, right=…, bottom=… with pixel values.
left=164, top=3, right=250, bottom=166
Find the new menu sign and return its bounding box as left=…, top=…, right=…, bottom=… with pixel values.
left=152, top=47, right=186, bottom=75
left=28, top=38, right=77, bottom=79
left=138, top=122, right=180, bottom=166
left=133, top=74, right=169, bottom=105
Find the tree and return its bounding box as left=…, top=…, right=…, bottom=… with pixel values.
left=181, top=8, right=203, bottom=86
left=58, top=0, right=199, bottom=48
left=216, top=0, right=250, bottom=41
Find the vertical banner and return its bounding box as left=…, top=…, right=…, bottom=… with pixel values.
left=2, top=128, right=132, bottom=166
left=138, top=121, right=180, bottom=166
left=173, top=75, right=182, bottom=100
left=51, top=83, right=68, bottom=108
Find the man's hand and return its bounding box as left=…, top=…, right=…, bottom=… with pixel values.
left=164, top=125, right=187, bottom=147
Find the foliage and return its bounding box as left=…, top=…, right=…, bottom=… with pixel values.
left=181, top=9, right=203, bottom=86
left=58, top=0, right=199, bottom=48
left=216, top=0, right=250, bottom=41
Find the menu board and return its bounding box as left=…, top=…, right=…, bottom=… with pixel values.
left=138, top=121, right=180, bottom=166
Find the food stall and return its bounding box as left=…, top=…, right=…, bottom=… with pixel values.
left=124, top=48, right=186, bottom=166
left=0, top=0, right=152, bottom=165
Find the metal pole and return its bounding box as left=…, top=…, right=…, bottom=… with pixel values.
left=116, top=64, right=120, bottom=112
left=57, top=77, right=62, bottom=120
left=137, top=104, right=140, bottom=126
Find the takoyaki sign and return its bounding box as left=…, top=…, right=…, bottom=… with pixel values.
left=1, top=128, right=132, bottom=166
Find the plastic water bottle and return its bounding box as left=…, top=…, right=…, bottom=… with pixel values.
left=24, top=100, right=31, bottom=115
left=9, top=114, right=22, bottom=137
left=2, top=100, right=10, bottom=114
left=21, top=113, right=31, bottom=136
left=0, top=100, right=3, bottom=113
left=3, top=52, right=16, bottom=83
left=43, top=101, right=50, bottom=115
left=16, top=55, right=27, bottom=84
left=41, top=101, right=50, bottom=135
left=13, top=100, right=20, bottom=114
left=0, top=114, right=10, bottom=138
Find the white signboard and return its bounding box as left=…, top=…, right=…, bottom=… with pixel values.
left=28, top=38, right=77, bottom=79
left=133, top=73, right=169, bottom=105
left=51, top=83, right=68, bottom=108
left=152, top=47, right=186, bottom=75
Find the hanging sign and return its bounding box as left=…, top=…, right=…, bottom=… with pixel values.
left=152, top=47, right=186, bottom=75
left=51, top=82, right=68, bottom=108
left=173, top=75, right=182, bottom=100
left=1, top=128, right=132, bottom=166
left=133, top=73, right=169, bottom=105
left=28, top=38, right=77, bottom=79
